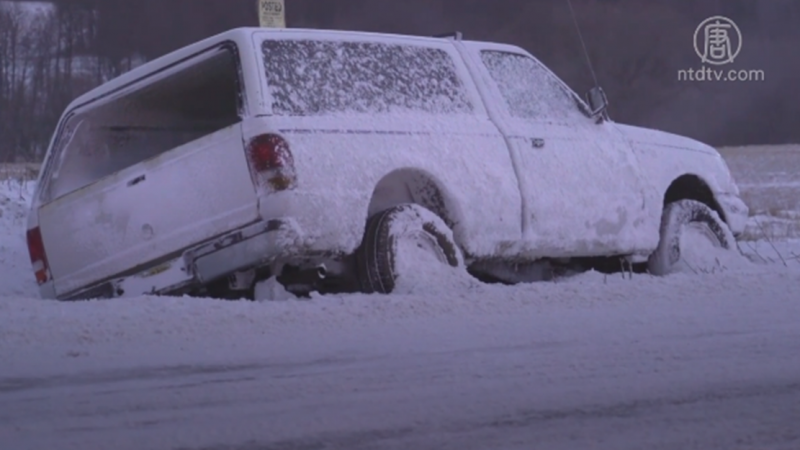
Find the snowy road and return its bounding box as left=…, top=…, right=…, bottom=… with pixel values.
left=2, top=270, right=800, bottom=450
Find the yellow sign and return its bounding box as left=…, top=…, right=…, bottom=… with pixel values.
left=258, top=0, right=286, bottom=28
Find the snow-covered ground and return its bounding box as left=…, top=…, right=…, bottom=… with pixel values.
left=1, top=145, right=800, bottom=450
left=719, top=144, right=800, bottom=242
left=2, top=270, right=800, bottom=450
left=0, top=178, right=38, bottom=298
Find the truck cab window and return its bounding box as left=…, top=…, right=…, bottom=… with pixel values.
left=480, top=50, right=585, bottom=122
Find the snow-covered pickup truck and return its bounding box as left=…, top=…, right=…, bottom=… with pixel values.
left=26, top=28, right=748, bottom=300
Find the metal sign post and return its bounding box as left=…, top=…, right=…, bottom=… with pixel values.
left=258, top=0, right=286, bottom=28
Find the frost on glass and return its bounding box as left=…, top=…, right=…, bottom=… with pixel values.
left=262, top=40, right=474, bottom=116
left=480, top=51, right=583, bottom=121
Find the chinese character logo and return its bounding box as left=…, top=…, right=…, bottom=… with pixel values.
left=694, top=16, right=742, bottom=65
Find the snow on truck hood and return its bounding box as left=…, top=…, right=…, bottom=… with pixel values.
left=614, top=123, right=720, bottom=157
left=613, top=123, right=740, bottom=196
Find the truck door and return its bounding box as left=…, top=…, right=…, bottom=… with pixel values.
left=464, top=44, right=658, bottom=258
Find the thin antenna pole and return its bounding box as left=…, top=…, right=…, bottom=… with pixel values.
left=566, top=0, right=599, bottom=87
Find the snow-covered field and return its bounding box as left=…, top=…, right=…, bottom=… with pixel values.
left=720, top=144, right=800, bottom=243
left=1, top=145, right=800, bottom=450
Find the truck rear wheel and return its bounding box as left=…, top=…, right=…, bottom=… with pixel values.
left=648, top=199, right=736, bottom=275
left=355, top=204, right=463, bottom=294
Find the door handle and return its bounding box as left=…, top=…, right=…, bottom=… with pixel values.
left=530, top=137, right=545, bottom=148
left=127, top=174, right=146, bottom=187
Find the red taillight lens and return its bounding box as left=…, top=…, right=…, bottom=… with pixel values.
left=246, top=133, right=297, bottom=192
left=26, top=227, right=50, bottom=285
left=247, top=134, right=293, bottom=172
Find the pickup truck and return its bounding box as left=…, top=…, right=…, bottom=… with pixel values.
left=26, top=27, right=749, bottom=300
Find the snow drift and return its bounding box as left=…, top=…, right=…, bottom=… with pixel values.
left=0, top=179, right=38, bottom=298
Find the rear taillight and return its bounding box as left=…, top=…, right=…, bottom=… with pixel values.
left=246, top=133, right=297, bottom=192
left=26, top=227, right=51, bottom=285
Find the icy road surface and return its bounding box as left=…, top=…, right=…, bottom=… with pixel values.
left=3, top=268, right=800, bottom=450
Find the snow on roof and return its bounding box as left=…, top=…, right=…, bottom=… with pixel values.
left=64, top=27, right=504, bottom=113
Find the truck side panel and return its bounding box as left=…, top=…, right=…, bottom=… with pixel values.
left=247, top=114, right=523, bottom=261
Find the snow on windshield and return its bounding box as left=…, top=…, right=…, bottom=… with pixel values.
left=480, top=50, right=583, bottom=121
left=262, top=39, right=475, bottom=116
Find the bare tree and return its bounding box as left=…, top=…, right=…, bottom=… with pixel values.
left=2, top=0, right=800, bottom=163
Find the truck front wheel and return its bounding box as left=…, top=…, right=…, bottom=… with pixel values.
left=648, top=199, right=736, bottom=275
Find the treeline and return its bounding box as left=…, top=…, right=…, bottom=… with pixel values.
left=1, top=0, right=799, bottom=162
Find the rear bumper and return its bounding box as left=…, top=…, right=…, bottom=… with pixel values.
left=183, top=218, right=301, bottom=283
left=59, top=219, right=301, bottom=300
left=716, top=193, right=749, bottom=237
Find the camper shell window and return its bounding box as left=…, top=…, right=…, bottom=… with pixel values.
left=262, top=39, right=474, bottom=116
left=44, top=44, right=243, bottom=201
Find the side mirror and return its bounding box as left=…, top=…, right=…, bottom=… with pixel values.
left=585, top=86, right=609, bottom=121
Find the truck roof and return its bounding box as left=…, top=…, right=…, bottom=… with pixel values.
left=65, top=27, right=500, bottom=112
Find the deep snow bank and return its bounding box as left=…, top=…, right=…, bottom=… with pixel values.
left=0, top=180, right=38, bottom=298
left=2, top=268, right=800, bottom=378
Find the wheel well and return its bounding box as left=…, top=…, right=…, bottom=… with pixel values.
left=663, top=174, right=727, bottom=223
left=367, top=168, right=463, bottom=233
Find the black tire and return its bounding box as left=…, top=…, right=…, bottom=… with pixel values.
left=355, top=204, right=463, bottom=294
left=648, top=199, right=735, bottom=275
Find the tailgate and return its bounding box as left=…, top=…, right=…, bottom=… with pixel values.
left=39, top=123, right=259, bottom=297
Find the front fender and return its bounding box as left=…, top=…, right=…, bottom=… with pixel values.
left=715, top=192, right=749, bottom=237
left=613, top=123, right=748, bottom=235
